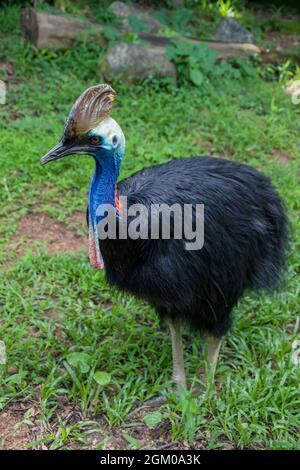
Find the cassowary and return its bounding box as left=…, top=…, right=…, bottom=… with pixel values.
left=41, top=84, right=287, bottom=388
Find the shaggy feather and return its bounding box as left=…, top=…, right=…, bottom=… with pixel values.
left=100, top=156, right=288, bottom=337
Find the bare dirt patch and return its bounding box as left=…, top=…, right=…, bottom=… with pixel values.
left=0, top=398, right=238, bottom=450
left=270, top=150, right=293, bottom=164
left=0, top=408, right=33, bottom=450
left=12, top=211, right=86, bottom=258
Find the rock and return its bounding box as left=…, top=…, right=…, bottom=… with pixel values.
left=101, top=42, right=177, bottom=84
left=215, top=18, right=254, bottom=44
left=109, top=1, right=162, bottom=34
left=109, top=1, right=132, bottom=17
left=20, top=8, right=104, bottom=49
left=285, top=80, right=300, bottom=105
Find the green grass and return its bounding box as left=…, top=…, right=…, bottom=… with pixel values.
left=0, top=2, right=300, bottom=450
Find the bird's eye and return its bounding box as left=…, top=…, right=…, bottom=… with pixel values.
left=90, top=136, right=100, bottom=145
left=112, top=135, right=118, bottom=146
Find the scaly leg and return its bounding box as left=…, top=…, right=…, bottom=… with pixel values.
left=205, top=334, right=222, bottom=381
left=166, top=317, right=187, bottom=389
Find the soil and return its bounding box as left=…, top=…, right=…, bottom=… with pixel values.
left=270, top=150, right=293, bottom=164
left=11, top=211, right=87, bottom=258
left=0, top=408, right=33, bottom=450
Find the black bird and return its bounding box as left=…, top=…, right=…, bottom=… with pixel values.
left=41, top=84, right=287, bottom=388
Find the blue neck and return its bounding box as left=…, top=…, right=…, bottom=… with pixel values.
left=88, top=150, right=121, bottom=227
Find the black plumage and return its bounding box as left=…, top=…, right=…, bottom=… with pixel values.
left=101, top=156, right=287, bottom=338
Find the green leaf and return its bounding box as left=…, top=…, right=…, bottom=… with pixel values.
left=93, top=371, right=111, bottom=386
left=102, top=26, right=121, bottom=42
left=169, top=9, right=192, bottom=31
left=143, top=411, right=163, bottom=429
left=123, top=433, right=142, bottom=449
left=128, top=15, right=149, bottom=34
left=66, top=352, right=91, bottom=374
left=190, top=68, right=204, bottom=86
left=166, top=43, right=177, bottom=61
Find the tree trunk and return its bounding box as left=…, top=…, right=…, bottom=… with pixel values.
left=20, top=8, right=260, bottom=61
left=140, top=34, right=260, bottom=61
left=20, top=8, right=104, bottom=49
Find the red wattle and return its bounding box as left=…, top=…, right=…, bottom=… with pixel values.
left=89, top=227, right=104, bottom=270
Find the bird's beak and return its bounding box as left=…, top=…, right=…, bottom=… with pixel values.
left=40, top=142, right=85, bottom=165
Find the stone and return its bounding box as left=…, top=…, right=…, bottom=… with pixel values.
left=101, top=42, right=177, bottom=84
left=285, top=80, right=300, bottom=105
left=215, top=18, right=255, bottom=44
left=109, top=1, right=132, bottom=17
left=109, top=1, right=162, bottom=34
left=20, top=8, right=104, bottom=49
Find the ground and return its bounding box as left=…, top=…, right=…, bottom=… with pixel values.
left=0, top=1, right=300, bottom=450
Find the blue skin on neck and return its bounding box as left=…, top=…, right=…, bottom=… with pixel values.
left=88, top=145, right=123, bottom=229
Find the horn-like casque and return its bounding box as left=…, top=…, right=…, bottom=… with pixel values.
left=63, top=84, right=116, bottom=140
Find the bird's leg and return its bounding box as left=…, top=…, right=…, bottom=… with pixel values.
left=166, top=317, right=187, bottom=389
left=204, top=334, right=222, bottom=381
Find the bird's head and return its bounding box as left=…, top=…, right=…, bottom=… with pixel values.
left=40, top=84, right=125, bottom=174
